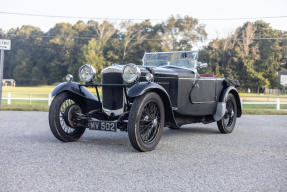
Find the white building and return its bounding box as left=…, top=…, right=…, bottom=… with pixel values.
left=2, top=79, right=16, bottom=87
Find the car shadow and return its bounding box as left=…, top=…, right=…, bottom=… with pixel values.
left=28, top=125, right=219, bottom=153
left=162, top=125, right=219, bottom=137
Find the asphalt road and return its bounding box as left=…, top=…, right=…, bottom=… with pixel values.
left=0, top=111, right=286, bottom=192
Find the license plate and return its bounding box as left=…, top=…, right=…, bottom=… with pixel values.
left=89, top=119, right=117, bottom=132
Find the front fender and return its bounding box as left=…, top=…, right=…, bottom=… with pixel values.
left=127, top=82, right=168, bottom=98
left=52, top=82, right=96, bottom=100
left=128, top=82, right=178, bottom=128
left=51, top=82, right=101, bottom=112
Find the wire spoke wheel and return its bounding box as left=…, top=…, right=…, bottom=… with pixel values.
left=49, top=92, right=86, bottom=142
left=139, top=102, right=160, bottom=144
left=59, top=99, right=77, bottom=134
left=128, top=92, right=165, bottom=152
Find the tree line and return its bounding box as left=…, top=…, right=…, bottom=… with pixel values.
left=0, top=16, right=286, bottom=91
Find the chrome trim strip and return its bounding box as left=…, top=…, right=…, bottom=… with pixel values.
left=101, top=64, right=124, bottom=74
left=103, top=107, right=124, bottom=116
left=191, top=101, right=216, bottom=104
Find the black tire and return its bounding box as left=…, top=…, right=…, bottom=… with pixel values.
left=217, top=93, right=237, bottom=134
left=49, top=92, right=86, bottom=142
left=128, top=92, right=165, bottom=152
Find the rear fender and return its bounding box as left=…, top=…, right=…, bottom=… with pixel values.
left=128, top=82, right=178, bottom=127
left=51, top=82, right=102, bottom=112
left=213, top=86, right=242, bottom=121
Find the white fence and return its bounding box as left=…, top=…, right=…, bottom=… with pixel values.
left=240, top=98, right=287, bottom=110
left=2, top=92, right=287, bottom=110
left=2, top=92, right=53, bottom=106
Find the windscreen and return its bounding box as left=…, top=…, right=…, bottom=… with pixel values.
left=142, top=51, right=198, bottom=69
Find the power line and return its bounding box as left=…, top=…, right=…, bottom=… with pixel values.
left=1, top=11, right=287, bottom=21
left=4, top=34, right=287, bottom=41
left=199, top=16, right=287, bottom=21
left=0, top=11, right=155, bottom=21
left=7, top=34, right=164, bottom=41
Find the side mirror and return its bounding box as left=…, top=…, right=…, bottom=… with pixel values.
left=197, top=62, right=208, bottom=69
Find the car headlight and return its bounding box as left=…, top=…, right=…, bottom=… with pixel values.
left=78, top=64, right=96, bottom=83
left=122, top=64, right=141, bottom=83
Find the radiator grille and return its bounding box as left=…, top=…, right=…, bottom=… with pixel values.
left=102, top=72, right=123, bottom=111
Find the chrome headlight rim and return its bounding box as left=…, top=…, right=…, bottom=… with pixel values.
left=78, top=64, right=97, bottom=83
left=145, top=72, right=154, bottom=82
left=122, top=63, right=141, bottom=84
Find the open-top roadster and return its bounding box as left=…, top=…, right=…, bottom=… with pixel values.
left=49, top=51, right=242, bottom=152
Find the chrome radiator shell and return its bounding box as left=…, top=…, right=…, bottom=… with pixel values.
left=101, top=65, right=124, bottom=116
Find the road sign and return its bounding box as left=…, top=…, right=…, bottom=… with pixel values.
left=0, top=39, right=11, bottom=50
left=0, top=39, right=11, bottom=108
left=280, top=75, right=287, bottom=86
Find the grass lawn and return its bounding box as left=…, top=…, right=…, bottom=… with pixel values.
left=1, top=100, right=50, bottom=111
left=2, top=86, right=55, bottom=98
left=1, top=86, right=54, bottom=111
left=239, top=93, right=287, bottom=97
left=2, top=86, right=56, bottom=93
left=1, top=86, right=287, bottom=114
left=242, top=104, right=287, bottom=115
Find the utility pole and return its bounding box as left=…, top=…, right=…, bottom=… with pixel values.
left=0, top=39, right=11, bottom=108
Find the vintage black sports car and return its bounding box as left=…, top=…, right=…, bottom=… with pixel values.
left=49, top=51, right=242, bottom=152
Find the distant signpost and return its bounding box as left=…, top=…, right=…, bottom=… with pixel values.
left=0, top=39, right=11, bottom=108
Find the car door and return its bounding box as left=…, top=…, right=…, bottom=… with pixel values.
left=190, top=77, right=216, bottom=104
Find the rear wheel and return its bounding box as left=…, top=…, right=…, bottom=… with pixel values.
left=217, top=94, right=237, bottom=134
left=49, top=92, right=86, bottom=142
left=128, top=92, right=165, bottom=152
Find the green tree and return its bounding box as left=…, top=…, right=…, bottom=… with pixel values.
left=118, top=21, right=147, bottom=64
left=2, top=17, right=286, bottom=88
left=80, top=21, right=116, bottom=81
left=199, top=21, right=283, bottom=92
left=161, top=15, right=207, bottom=51
left=81, top=38, right=108, bottom=81
left=5, top=25, right=46, bottom=85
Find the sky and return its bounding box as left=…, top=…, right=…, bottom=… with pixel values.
left=0, top=0, right=287, bottom=42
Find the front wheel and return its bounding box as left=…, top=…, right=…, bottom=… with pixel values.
left=217, top=94, right=237, bottom=134
left=128, top=92, right=165, bottom=152
left=49, top=92, right=86, bottom=142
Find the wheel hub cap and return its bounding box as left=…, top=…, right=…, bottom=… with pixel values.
left=64, top=104, right=81, bottom=128
left=152, top=118, right=158, bottom=128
